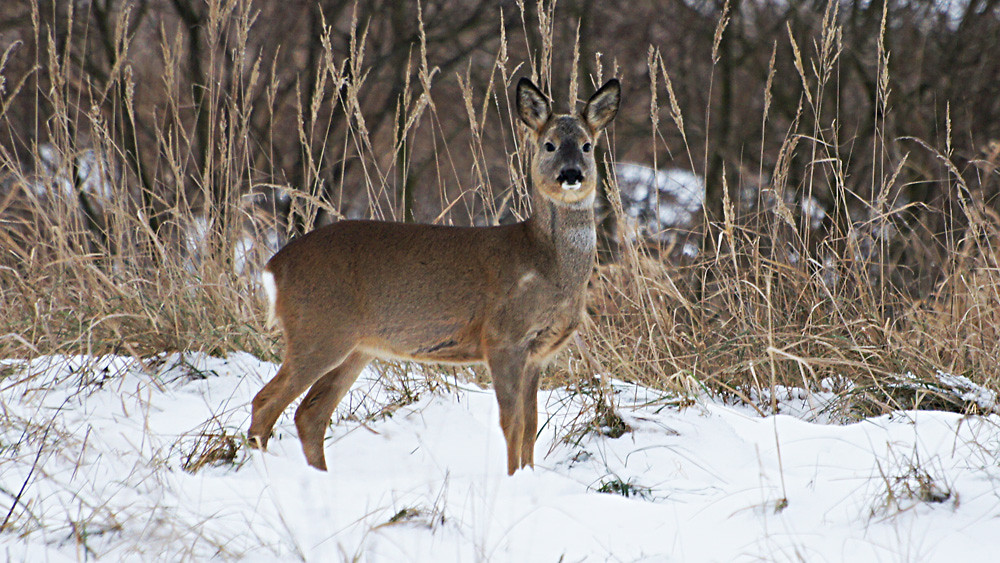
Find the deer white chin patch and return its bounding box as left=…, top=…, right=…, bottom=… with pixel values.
left=561, top=181, right=582, bottom=191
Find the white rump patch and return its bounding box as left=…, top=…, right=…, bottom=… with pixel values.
left=261, top=270, right=278, bottom=327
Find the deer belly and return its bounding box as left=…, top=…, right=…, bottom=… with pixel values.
left=359, top=317, right=485, bottom=365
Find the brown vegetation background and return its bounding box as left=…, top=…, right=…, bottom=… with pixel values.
left=2, top=0, right=1000, bottom=414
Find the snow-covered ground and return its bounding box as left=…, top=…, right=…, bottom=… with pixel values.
left=3, top=353, right=1000, bottom=561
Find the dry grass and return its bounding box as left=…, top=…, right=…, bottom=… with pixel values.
left=0, top=0, right=998, bottom=422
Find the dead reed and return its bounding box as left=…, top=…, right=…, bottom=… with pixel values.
left=1, top=0, right=998, bottom=419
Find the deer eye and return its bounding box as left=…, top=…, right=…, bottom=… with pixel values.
left=582, top=142, right=592, bottom=153
left=544, top=141, right=556, bottom=152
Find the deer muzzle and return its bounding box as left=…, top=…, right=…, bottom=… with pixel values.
left=557, top=168, right=584, bottom=191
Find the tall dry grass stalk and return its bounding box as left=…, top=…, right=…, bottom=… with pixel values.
left=582, top=2, right=1000, bottom=417
left=1, top=1, right=999, bottom=417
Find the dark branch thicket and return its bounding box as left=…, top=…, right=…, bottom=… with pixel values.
left=1, top=0, right=999, bottom=413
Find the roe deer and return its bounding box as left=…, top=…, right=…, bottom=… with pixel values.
left=248, top=77, right=620, bottom=475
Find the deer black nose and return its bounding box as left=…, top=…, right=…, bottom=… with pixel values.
left=557, top=168, right=584, bottom=184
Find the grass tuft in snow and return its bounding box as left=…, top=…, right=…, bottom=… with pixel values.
left=380, top=506, right=447, bottom=531
left=556, top=376, right=635, bottom=449
left=593, top=475, right=653, bottom=500
left=179, top=430, right=242, bottom=474
left=870, top=446, right=957, bottom=519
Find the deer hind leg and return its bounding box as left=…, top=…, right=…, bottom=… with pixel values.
left=248, top=341, right=355, bottom=451
left=294, top=351, right=372, bottom=470
left=489, top=347, right=530, bottom=475
left=518, top=362, right=542, bottom=470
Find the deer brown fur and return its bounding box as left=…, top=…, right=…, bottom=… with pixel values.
left=248, top=77, right=621, bottom=475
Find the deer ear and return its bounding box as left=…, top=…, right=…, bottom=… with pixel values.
left=582, top=79, right=621, bottom=133
left=516, top=78, right=551, bottom=132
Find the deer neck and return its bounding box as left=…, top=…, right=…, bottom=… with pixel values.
left=527, top=190, right=596, bottom=280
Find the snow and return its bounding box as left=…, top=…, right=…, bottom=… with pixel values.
left=612, top=163, right=704, bottom=245
left=3, top=353, right=1000, bottom=561
left=233, top=228, right=280, bottom=276
left=615, top=163, right=704, bottom=220
left=801, top=195, right=826, bottom=231
left=893, top=371, right=999, bottom=414
left=184, top=216, right=279, bottom=276
left=34, top=144, right=114, bottom=201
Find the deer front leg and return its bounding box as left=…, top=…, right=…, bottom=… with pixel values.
left=519, top=362, right=542, bottom=469
left=488, top=346, right=530, bottom=475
